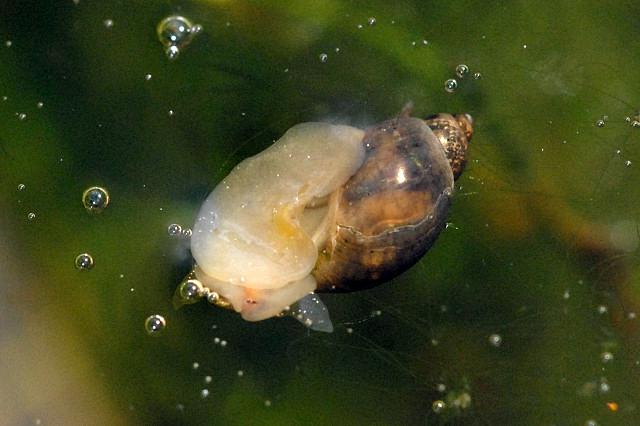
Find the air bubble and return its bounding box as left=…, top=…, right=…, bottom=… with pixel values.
left=144, top=314, right=166, bottom=335
left=156, top=16, right=202, bottom=60
left=597, top=305, right=608, bottom=314
left=18, top=113, right=27, bottom=121
left=319, top=53, right=328, bottom=63
left=82, top=186, right=110, bottom=213
left=206, top=291, right=220, bottom=304
left=595, top=119, right=605, bottom=127
left=144, top=74, right=152, bottom=81
left=74, top=253, right=94, bottom=270
left=264, top=400, right=272, bottom=407
left=36, top=102, right=44, bottom=108
left=167, top=223, right=182, bottom=236
left=5, top=40, right=12, bottom=47
left=444, top=79, right=458, bottom=93
left=103, top=19, right=114, bottom=29
left=200, top=389, right=209, bottom=398
left=367, top=17, right=376, bottom=26
left=27, top=212, right=36, bottom=220
left=473, top=72, right=482, bottom=80
left=178, top=279, right=204, bottom=303
left=455, top=64, right=469, bottom=78
left=624, top=160, right=632, bottom=167
left=204, top=375, right=212, bottom=384
left=600, top=351, right=614, bottom=363
left=181, top=228, right=192, bottom=238
left=17, top=183, right=25, bottom=191
left=192, top=362, right=200, bottom=370
left=432, top=400, right=446, bottom=413
left=488, top=333, right=502, bottom=347
left=237, top=370, right=244, bottom=377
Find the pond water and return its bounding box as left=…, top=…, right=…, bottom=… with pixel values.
left=0, top=1, right=639, bottom=425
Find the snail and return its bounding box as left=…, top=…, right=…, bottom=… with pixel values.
left=188, top=107, right=473, bottom=332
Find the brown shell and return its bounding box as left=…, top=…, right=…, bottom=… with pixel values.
left=313, top=115, right=463, bottom=292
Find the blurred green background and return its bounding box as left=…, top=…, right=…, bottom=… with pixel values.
left=1, top=0, right=639, bottom=425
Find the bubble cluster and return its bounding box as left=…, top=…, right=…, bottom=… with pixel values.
left=74, top=253, right=94, bottom=270
left=156, top=15, right=202, bottom=60
left=144, top=314, right=166, bottom=335
left=82, top=186, right=110, bottom=213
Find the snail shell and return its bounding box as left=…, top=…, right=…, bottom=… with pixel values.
left=191, top=111, right=473, bottom=324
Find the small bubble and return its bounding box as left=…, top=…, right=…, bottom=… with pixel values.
left=103, top=19, right=114, bottom=28
left=27, top=212, right=36, bottom=220
left=82, top=186, right=110, bottom=213
left=204, top=375, right=212, bottom=384
left=444, top=79, right=458, bottom=93
left=237, top=370, right=244, bottom=377
left=584, top=420, right=598, bottom=426
left=319, top=53, right=328, bottom=63
left=168, top=223, right=182, bottom=236
left=18, top=113, right=27, bottom=121
left=346, top=327, right=353, bottom=334
left=144, top=315, right=166, bottom=335
left=74, top=253, right=94, bottom=270
left=157, top=16, right=202, bottom=60
left=168, top=109, right=175, bottom=116
left=455, top=64, right=469, bottom=79
left=179, top=279, right=204, bottom=303
left=206, top=291, right=220, bottom=304
left=220, top=340, right=227, bottom=347
left=595, top=119, right=605, bottom=128
left=181, top=228, right=192, bottom=238
left=17, top=183, right=26, bottom=191
left=5, top=40, right=12, bottom=47
left=601, top=351, right=614, bottom=363
left=488, top=334, right=502, bottom=347
left=597, top=305, right=608, bottom=314
left=628, top=312, right=637, bottom=319
left=631, top=120, right=640, bottom=128
left=36, top=102, right=44, bottom=108
left=264, top=400, right=272, bottom=407
left=473, top=72, right=482, bottom=80
left=144, top=74, right=152, bottom=81
left=624, top=160, right=632, bottom=167
left=436, top=383, right=446, bottom=392
left=422, top=39, right=429, bottom=45
left=563, top=289, right=570, bottom=299
left=367, top=17, right=376, bottom=26
left=192, top=362, right=200, bottom=370
left=432, top=400, right=446, bottom=413
left=200, top=389, right=209, bottom=398
left=598, top=378, right=610, bottom=394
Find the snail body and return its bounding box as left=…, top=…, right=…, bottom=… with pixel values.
left=191, top=110, right=472, bottom=329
